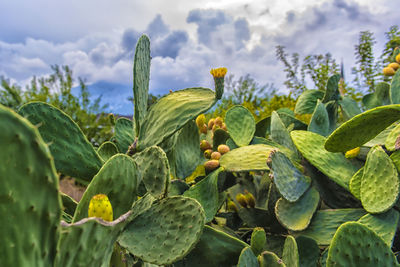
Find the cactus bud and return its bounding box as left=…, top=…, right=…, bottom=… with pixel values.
left=227, top=200, right=238, bottom=212
left=383, top=67, right=395, bottom=76
left=88, top=194, right=113, bottom=222
left=204, top=159, right=220, bottom=172
left=196, top=114, right=206, bottom=128
left=204, top=149, right=212, bottom=159
left=244, top=190, right=256, bottom=208
left=200, top=140, right=212, bottom=151
left=396, top=54, right=400, bottom=64
left=388, top=62, right=400, bottom=71
left=236, top=193, right=248, bottom=208
left=345, top=147, right=360, bottom=159
left=217, top=144, right=230, bottom=155
left=211, top=151, right=221, bottom=160
left=208, top=118, right=215, bottom=130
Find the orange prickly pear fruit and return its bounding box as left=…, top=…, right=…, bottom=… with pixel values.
left=208, top=118, right=215, bottom=130
left=88, top=194, right=113, bottom=222
left=396, top=54, right=400, bottom=64
left=200, top=140, right=212, bottom=151
left=236, top=193, right=248, bottom=208
left=388, top=62, right=400, bottom=71
left=383, top=67, right=396, bottom=76
left=200, top=123, right=208, bottom=134
left=211, top=151, right=221, bottom=160
left=217, top=144, right=230, bottom=155
left=214, top=117, right=223, bottom=127
left=212, top=124, right=220, bottom=132
left=204, top=159, right=220, bottom=171
left=196, top=114, right=206, bottom=128
left=221, top=123, right=227, bottom=131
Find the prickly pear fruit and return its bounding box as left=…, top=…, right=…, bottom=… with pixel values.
left=211, top=151, right=221, bottom=160
left=244, top=190, right=256, bottom=208
left=236, top=193, right=248, bottom=208
left=383, top=67, right=395, bottom=76
left=204, top=159, right=220, bottom=171
left=208, top=118, right=215, bottom=130
left=200, top=140, right=212, bottom=151
left=345, top=147, right=360, bottom=159
left=88, top=194, right=113, bottom=222
left=196, top=114, right=206, bottom=128
left=200, top=123, right=208, bottom=134
left=218, top=144, right=230, bottom=154
left=227, top=199, right=238, bottom=212
left=204, top=149, right=213, bottom=159
left=389, top=62, right=400, bottom=70
left=212, top=124, right=221, bottom=132
left=221, top=123, right=227, bottom=131
left=396, top=54, right=400, bottom=64
left=214, top=117, right=223, bottom=127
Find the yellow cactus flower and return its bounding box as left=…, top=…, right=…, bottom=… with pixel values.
left=88, top=194, right=113, bottom=222
left=210, top=67, right=227, bottom=78
left=345, top=147, right=360, bottom=159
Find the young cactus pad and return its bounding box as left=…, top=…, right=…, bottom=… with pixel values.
left=225, top=105, right=256, bottom=147
left=88, top=194, right=113, bottom=222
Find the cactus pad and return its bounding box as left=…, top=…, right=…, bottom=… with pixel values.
left=133, top=146, right=170, bottom=198
left=360, top=146, right=399, bottom=213
left=295, top=209, right=366, bottom=245
left=324, top=104, right=400, bottom=152
left=275, top=187, right=320, bottom=231
left=225, top=105, right=255, bottom=146
left=349, top=167, right=363, bottom=199
left=114, top=117, right=135, bottom=153
left=137, top=87, right=216, bottom=150
left=295, top=236, right=320, bottom=267
left=220, top=144, right=275, bottom=172
left=118, top=196, right=205, bottom=265
left=238, top=247, right=259, bottom=267
left=133, top=35, right=151, bottom=136
left=385, top=123, right=400, bottom=151
left=339, top=96, right=361, bottom=120
left=97, top=141, right=118, bottom=162
left=73, top=154, right=138, bottom=222
left=294, top=90, right=325, bottom=115
left=322, top=74, right=340, bottom=102
left=390, top=66, right=400, bottom=104
left=282, top=235, right=299, bottom=267
left=326, top=222, right=398, bottom=267
left=259, top=251, right=286, bottom=267
left=291, top=130, right=358, bottom=190
left=271, top=111, right=297, bottom=152
left=0, top=104, right=61, bottom=267
left=269, top=150, right=311, bottom=202
left=307, top=100, right=329, bottom=136
left=19, top=101, right=103, bottom=182
left=357, top=209, right=399, bottom=246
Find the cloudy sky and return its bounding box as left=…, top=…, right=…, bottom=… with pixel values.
left=0, top=0, right=398, bottom=114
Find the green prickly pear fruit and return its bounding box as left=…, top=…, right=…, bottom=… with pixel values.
left=208, top=118, right=215, bottom=130
left=196, top=114, right=206, bottom=128
left=251, top=227, right=266, bottom=256
left=217, top=144, right=230, bottom=154
left=88, top=194, right=113, bottom=222
left=236, top=193, right=248, bottom=208
left=345, top=147, right=360, bottom=159
left=227, top=199, right=238, bottom=212
left=200, top=140, right=212, bottom=151
left=214, top=116, right=223, bottom=127
left=204, top=159, right=220, bottom=171
left=211, top=151, right=221, bottom=160
left=200, top=123, right=208, bottom=134
left=244, top=190, right=256, bottom=208
left=204, top=149, right=213, bottom=159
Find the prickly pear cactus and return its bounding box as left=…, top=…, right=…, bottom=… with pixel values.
left=0, top=104, right=61, bottom=267
left=225, top=105, right=255, bottom=147
left=114, top=117, right=135, bottom=153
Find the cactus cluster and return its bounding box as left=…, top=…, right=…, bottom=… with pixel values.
left=3, top=35, right=400, bottom=267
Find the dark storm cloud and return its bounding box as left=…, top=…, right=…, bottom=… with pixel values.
left=186, top=9, right=230, bottom=45
left=152, top=30, right=188, bottom=58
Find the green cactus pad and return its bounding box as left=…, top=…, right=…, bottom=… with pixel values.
left=56, top=209, right=138, bottom=267
left=72, top=154, right=138, bottom=222
left=295, top=209, right=366, bottom=245
left=61, top=193, right=78, bottom=216
left=282, top=236, right=299, bottom=267
left=362, top=82, right=390, bottom=109
left=238, top=247, right=259, bottom=267
left=220, top=144, right=275, bottom=172
left=212, top=128, right=230, bottom=151
left=324, top=100, right=338, bottom=133
left=259, top=251, right=286, bottom=267
left=133, top=146, right=170, bottom=198
left=251, top=227, right=266, bottom=256
left=133, top=35, right=151, bottom=136
left=349, top=167, right=363, bottom=199
left=19, top=101, right=103, bottom=182
left=385, top=123, right=400, bottom=151
left=0, top=104, right=61, bottom=267
left=175, top=225, right=248, bottom=267
left=225, top=105, right=256, bottom=147
left=324, top=104, right=400, bottom=152
left=269, top=150, right=311, bottom=202
left=97, top=141, right=118, bottom=162
left=114, top=117, right=135, bottom=153
left=391, top=150, right=400, bottom=173
left=357, top=209, right=399, bottom=247
left=183, top=167, right=222, bottom=222
left=308, top=100, right=329, bottom=136
left=360, top=145, right=399, bottom=213
left=390, top=66, right=400, bottom=104
left=275, top=187, right=319, bottom=231
left=319, top=248, right=329, bottom=267
left=255, top=116, right=271, bottom=137
left=278, top=112, right=308, bottom=131
left=322, top=74, right=341, bottom=103
left=339, top=96, right=361, bottom=120
left=295, top=236, right=320, bottom=267
left=175, top=120, right=203, bottom=179
left=168, top=179, right=190, bottom=196
left=326, top=222, right=398, bottom=267
left=294, top=90, right=325, bottom=114
left=291, top=130, right=358, bottom=190
left=137, top=87, right=216, bottom=150
left=251, top=137, right=299, bottom=163
left=118, top=196, right=205, bottom=265
left=271, top=111, right=297, bottom=152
